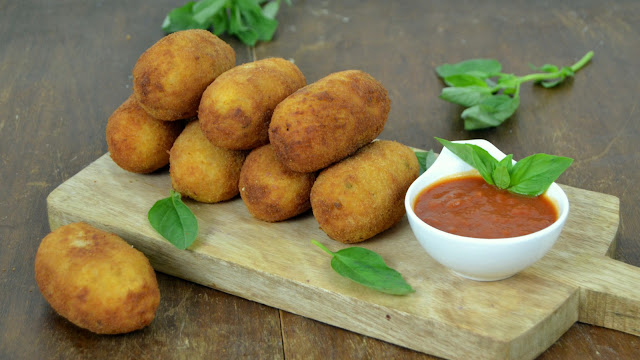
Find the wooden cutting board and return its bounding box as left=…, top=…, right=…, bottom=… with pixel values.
left=47, top=153, right=639, bottom=360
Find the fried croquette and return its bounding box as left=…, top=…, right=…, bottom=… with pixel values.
left=239, top=144, right=316, bottom=222
left=132, top=29, right=235, bottom=121
left=310, top=140, right=419, bottom=243
left=170, top=120, right=247, bottom=203
left=34, top=222, right=160, bottom=334
left=199, top=58, right=306, bottom=150
left=106, top=95, right=184, bottom=173
left=268, top=70, right=390, bottom=173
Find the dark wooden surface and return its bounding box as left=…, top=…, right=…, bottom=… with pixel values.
left=1, top=0, right=639, bottom=358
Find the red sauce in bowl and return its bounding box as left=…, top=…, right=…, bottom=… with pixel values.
left=413, top=175, right=558, bottom=238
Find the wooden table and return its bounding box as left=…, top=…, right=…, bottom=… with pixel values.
left=1, top=0, right=639, bottom=358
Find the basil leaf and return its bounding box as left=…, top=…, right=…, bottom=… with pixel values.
left=435, top=138, right=573, bottom=197
left=262, top=1, right=281, bottom=19
left=496, top=73, right=519, bottom=94
left=492, top=164, right=511, bottom=189
left=499, top=153, right=514, bottom=173
left=312, top=241, right=415, bottom=296
left=508, top=154, right=574, bottom=196
left=193, top=0, right=227, bottom=25
left=436, top=59, right=502, bottom=79
left=163, top=0, right=289, bottom=46
left=162, top=2, right=210, bottom=33
left=470, top=146, right=499, bottom=186
left=461, top=94, right=520, bottom=130
left=211, top=8, right=230, bottom=36
left=435, top=137, right=476, bottom=167
left=440, top=86, right=493, bottom=108
left=443, top=74, right=489, bottom=88
left=414, top=149, right=437, bottom=175
left=148, top=190, right=199, bottom=250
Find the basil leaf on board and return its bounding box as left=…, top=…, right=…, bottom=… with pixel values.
left=508, top=153, right=574, bottom=196
left=148, top=190, right=199, bottom=250
left=435, top=59, right=502, bottom=79
left=312, top=240, right=415, bottom=295
left=415, top=149, right=437, bottom=175
left=461, top=94, right=520, bottom=130
left=440, top=86, right=493, bottom=108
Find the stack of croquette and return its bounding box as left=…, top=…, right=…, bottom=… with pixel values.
left=106, top=29, right=419, bottom=244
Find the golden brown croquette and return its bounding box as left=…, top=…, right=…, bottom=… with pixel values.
left=199, top=57, right=306, bottom=150
left=310, top=140, right=419, bottom=243
left=133, top=29, right=235, bottom=121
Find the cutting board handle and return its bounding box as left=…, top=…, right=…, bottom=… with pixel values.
left=574, top=254, right=640, bottom=336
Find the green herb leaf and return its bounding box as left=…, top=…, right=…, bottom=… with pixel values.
left=435, top=138, right=573, bottom=196
left=442, top=74, right=489, bottom=88
left=163, top=0, right=290, bottom=46
left=311, top=240, right=415, bottom=295
left=192, top=0, right=227, bottom=24
left=440, top=86, right=493, bottom=108
left=499, top=153, right=514, bottom=173
left=436, top=52, right=593, bottom=130
left=162, top=2, right=211, bottom=33
left=436, top=59, right=502, bottom=79
left=437, top=138, right=499, bottom=185
left=461, top=94, right=520, bottom=130
left=470, top=146, right=499, bottom=186
left=148, top=190, right=199, bottom=250
left=415, top=149, right=437, bottom=175
left=492, top=164, right=511, bottom=189
left=508, top=153, right=574, bottom=196
left=435, top=137, right=476, bottom=166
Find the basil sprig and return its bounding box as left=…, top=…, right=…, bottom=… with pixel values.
left=148, top=190, right=199, bottom=250
left=435, top=51, right=594, bottom=130
left=436, top=138, right=573, bottom=197
left=162, top=0, right=291, bottom=46
left=312, top=240, right=415, bottom=295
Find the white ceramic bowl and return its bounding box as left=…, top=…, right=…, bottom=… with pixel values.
left=404, top=139, right=570, bottom=281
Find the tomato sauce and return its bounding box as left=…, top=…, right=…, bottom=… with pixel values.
left=413, top=175, right=558, bottom=238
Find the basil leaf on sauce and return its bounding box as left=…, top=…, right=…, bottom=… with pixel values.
left=435, top=137, right=573, bottom=197
left=312, top=240, right=415, bottom=295
left=148, top=190, right=199, bottom=250
left=492, top=164, right=511, bottom=189
left=508, top=153, right=574, bottom=196
left=470, top=145, right=498, bottom=186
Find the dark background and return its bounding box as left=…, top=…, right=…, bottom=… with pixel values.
left=1, top=0, right=639, bottom=358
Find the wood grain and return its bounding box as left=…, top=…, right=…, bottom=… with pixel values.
left=46, top=153, right=635, bottom=359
